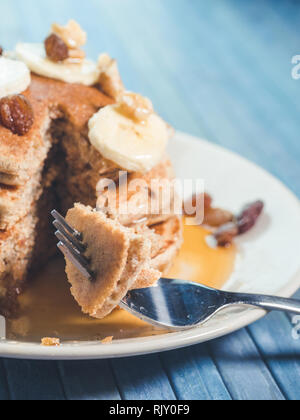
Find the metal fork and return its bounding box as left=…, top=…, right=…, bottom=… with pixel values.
left=52, top=210, right=300, bottom=331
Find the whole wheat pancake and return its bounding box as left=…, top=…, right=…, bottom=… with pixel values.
left=0, top=175, right=42, bottom=229
left=65, top=204, right=160, bottom=319
left=64, top=204, right=182, bottom=319
left=0, top=75, right=113, bottom=186
left=0, top=212, right=36, bottom=316
left=96, top=156, right=177, bottom=228
left=0, top=73, right=183, bottom=318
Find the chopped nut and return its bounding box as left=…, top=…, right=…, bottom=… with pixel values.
left=41, top=337, right=60, bottom=347
left=98, top=53, right=125, bottom=100
left=65, top=48, right=86, bottom=63
left=118, top=91, right=154, bottom=122
left=45, top=34, right=69, bottom=62
left=203, top=207, right=234, bottom=227
left=51, top=20, right=87, bottom=49
left=0, top=94, right=34, bottom=136
left=101, top=336, right=113, bottom=344
left=214, top=222, right=239, bottom=247
left=237, top=200, right=264, bottom=234
left=183, top=193, right=212, bottom=216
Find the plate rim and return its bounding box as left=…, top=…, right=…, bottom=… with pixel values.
left=1, top=131, right=300, bottom=360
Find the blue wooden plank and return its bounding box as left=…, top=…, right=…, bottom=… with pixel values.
left=209, top=329, right=285, bottom=400
left=58, top=360, right=121, bottom=401
left=111, top=355, right=177, bottom=400
left=270, top=0, right=300, bottom=30
left=0, top=360, right=10, bottom=400
left=132, top=0, right=300, bottom=197
left=168, top=0, right=300, bottom=193
left=247, top=312, right=300, bottom=400
left=196, top=0, right=300, bottom=154
left=2, top=359, right=65, bottom=400
left=160, top=345, right=232, bottom=400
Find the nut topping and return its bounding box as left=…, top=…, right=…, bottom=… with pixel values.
left=203, top=207, right=234, bottom=227
left=118, top=91, right=154, bottom=123
left=44, top=21, right=87, bottom=64
left=45, top=33, right=69, bottom=62
left=214, top=222, right=239, bottom=247
left=0, top=94, right=34, bottom=136
left=213, top=200, right=264, bottom=247
left=183, top=193, right=213, bottom=216
left=52, top=20, right=87, bottom=49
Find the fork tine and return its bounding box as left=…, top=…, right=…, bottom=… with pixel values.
left=53, top=219, right=86, bottom=253
left=55, top=230, right=91, bottom=269
left=57, top=241, right=94, bottom=281
left=51, top=209, right=94, bottom=281
left=51, top=210, right=82, bottom=240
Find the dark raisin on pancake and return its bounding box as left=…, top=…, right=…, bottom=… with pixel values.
left=0, top=94, right=34, bottom=136
left=45, top=34, right=69, bottom=62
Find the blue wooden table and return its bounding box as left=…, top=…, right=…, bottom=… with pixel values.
left=0, top=0, right=299, bottom=400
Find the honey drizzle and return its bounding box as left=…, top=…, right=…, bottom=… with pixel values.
left=7, top=223, right=237, bottom=343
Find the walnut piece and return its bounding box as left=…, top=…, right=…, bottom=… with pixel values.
left=214, top=222, right=239, bottom=247
left=118, top=91, right=154, bottom=122
left=41, top=337, right=60, bottom=347
left=65, top=48, right=86, bottom=64
left=203, top=207, right=234, bottom=227
left=183, top=193, right=213, bottom=217
left=45, top=34, right=69, bottom=62
left=51, top=20, right=87, bottom=49
left=0, top=94, right=34, bottom=136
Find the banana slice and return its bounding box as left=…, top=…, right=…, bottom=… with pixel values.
left=88, top=105, right=169, bottom=173
left=0, top=57, right=31, bottom=99
left=15, top=43, right=99, bottom=86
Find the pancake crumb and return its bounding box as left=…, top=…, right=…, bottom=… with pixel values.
left=101, top=336, right=113, bottom=344
left=41, top=337, right=60, bottom=347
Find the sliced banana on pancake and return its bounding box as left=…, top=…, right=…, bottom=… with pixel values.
left=88, top=104, right=169, bottom=173
left=15, top=43, right=99, bottom=86
left=0, top=57, right=31, bottom=99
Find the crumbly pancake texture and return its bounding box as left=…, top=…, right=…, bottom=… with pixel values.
left=64, top=204, right=182, bottom=319
left=65, top=204, right=158, bottom=319
left=0, top=75, right=113, bottom=186
left=96, top=157, right=176, bottom=227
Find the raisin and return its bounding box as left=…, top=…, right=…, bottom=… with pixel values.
left=214, top=222, right=239, bottom=247
left=0, top=94, right=34, bottom=136
left=203, top=207, right=234, bottom=227
left=0, top=46, right=3, bottom=56
left=237, top=200, right=264, bottom=234
left=45, top=34, right=69, bottom=62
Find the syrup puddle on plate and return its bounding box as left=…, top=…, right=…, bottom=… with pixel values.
left=6, top=223, right=237, bottom=343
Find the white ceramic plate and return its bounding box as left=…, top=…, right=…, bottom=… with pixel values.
left=1, top=131, right=300, bottom=360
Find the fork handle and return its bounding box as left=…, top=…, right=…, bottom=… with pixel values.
left=224, top=292, right=300, bottom=315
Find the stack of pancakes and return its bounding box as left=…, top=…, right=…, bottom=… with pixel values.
left=0, top=74, right=182, bottom=317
